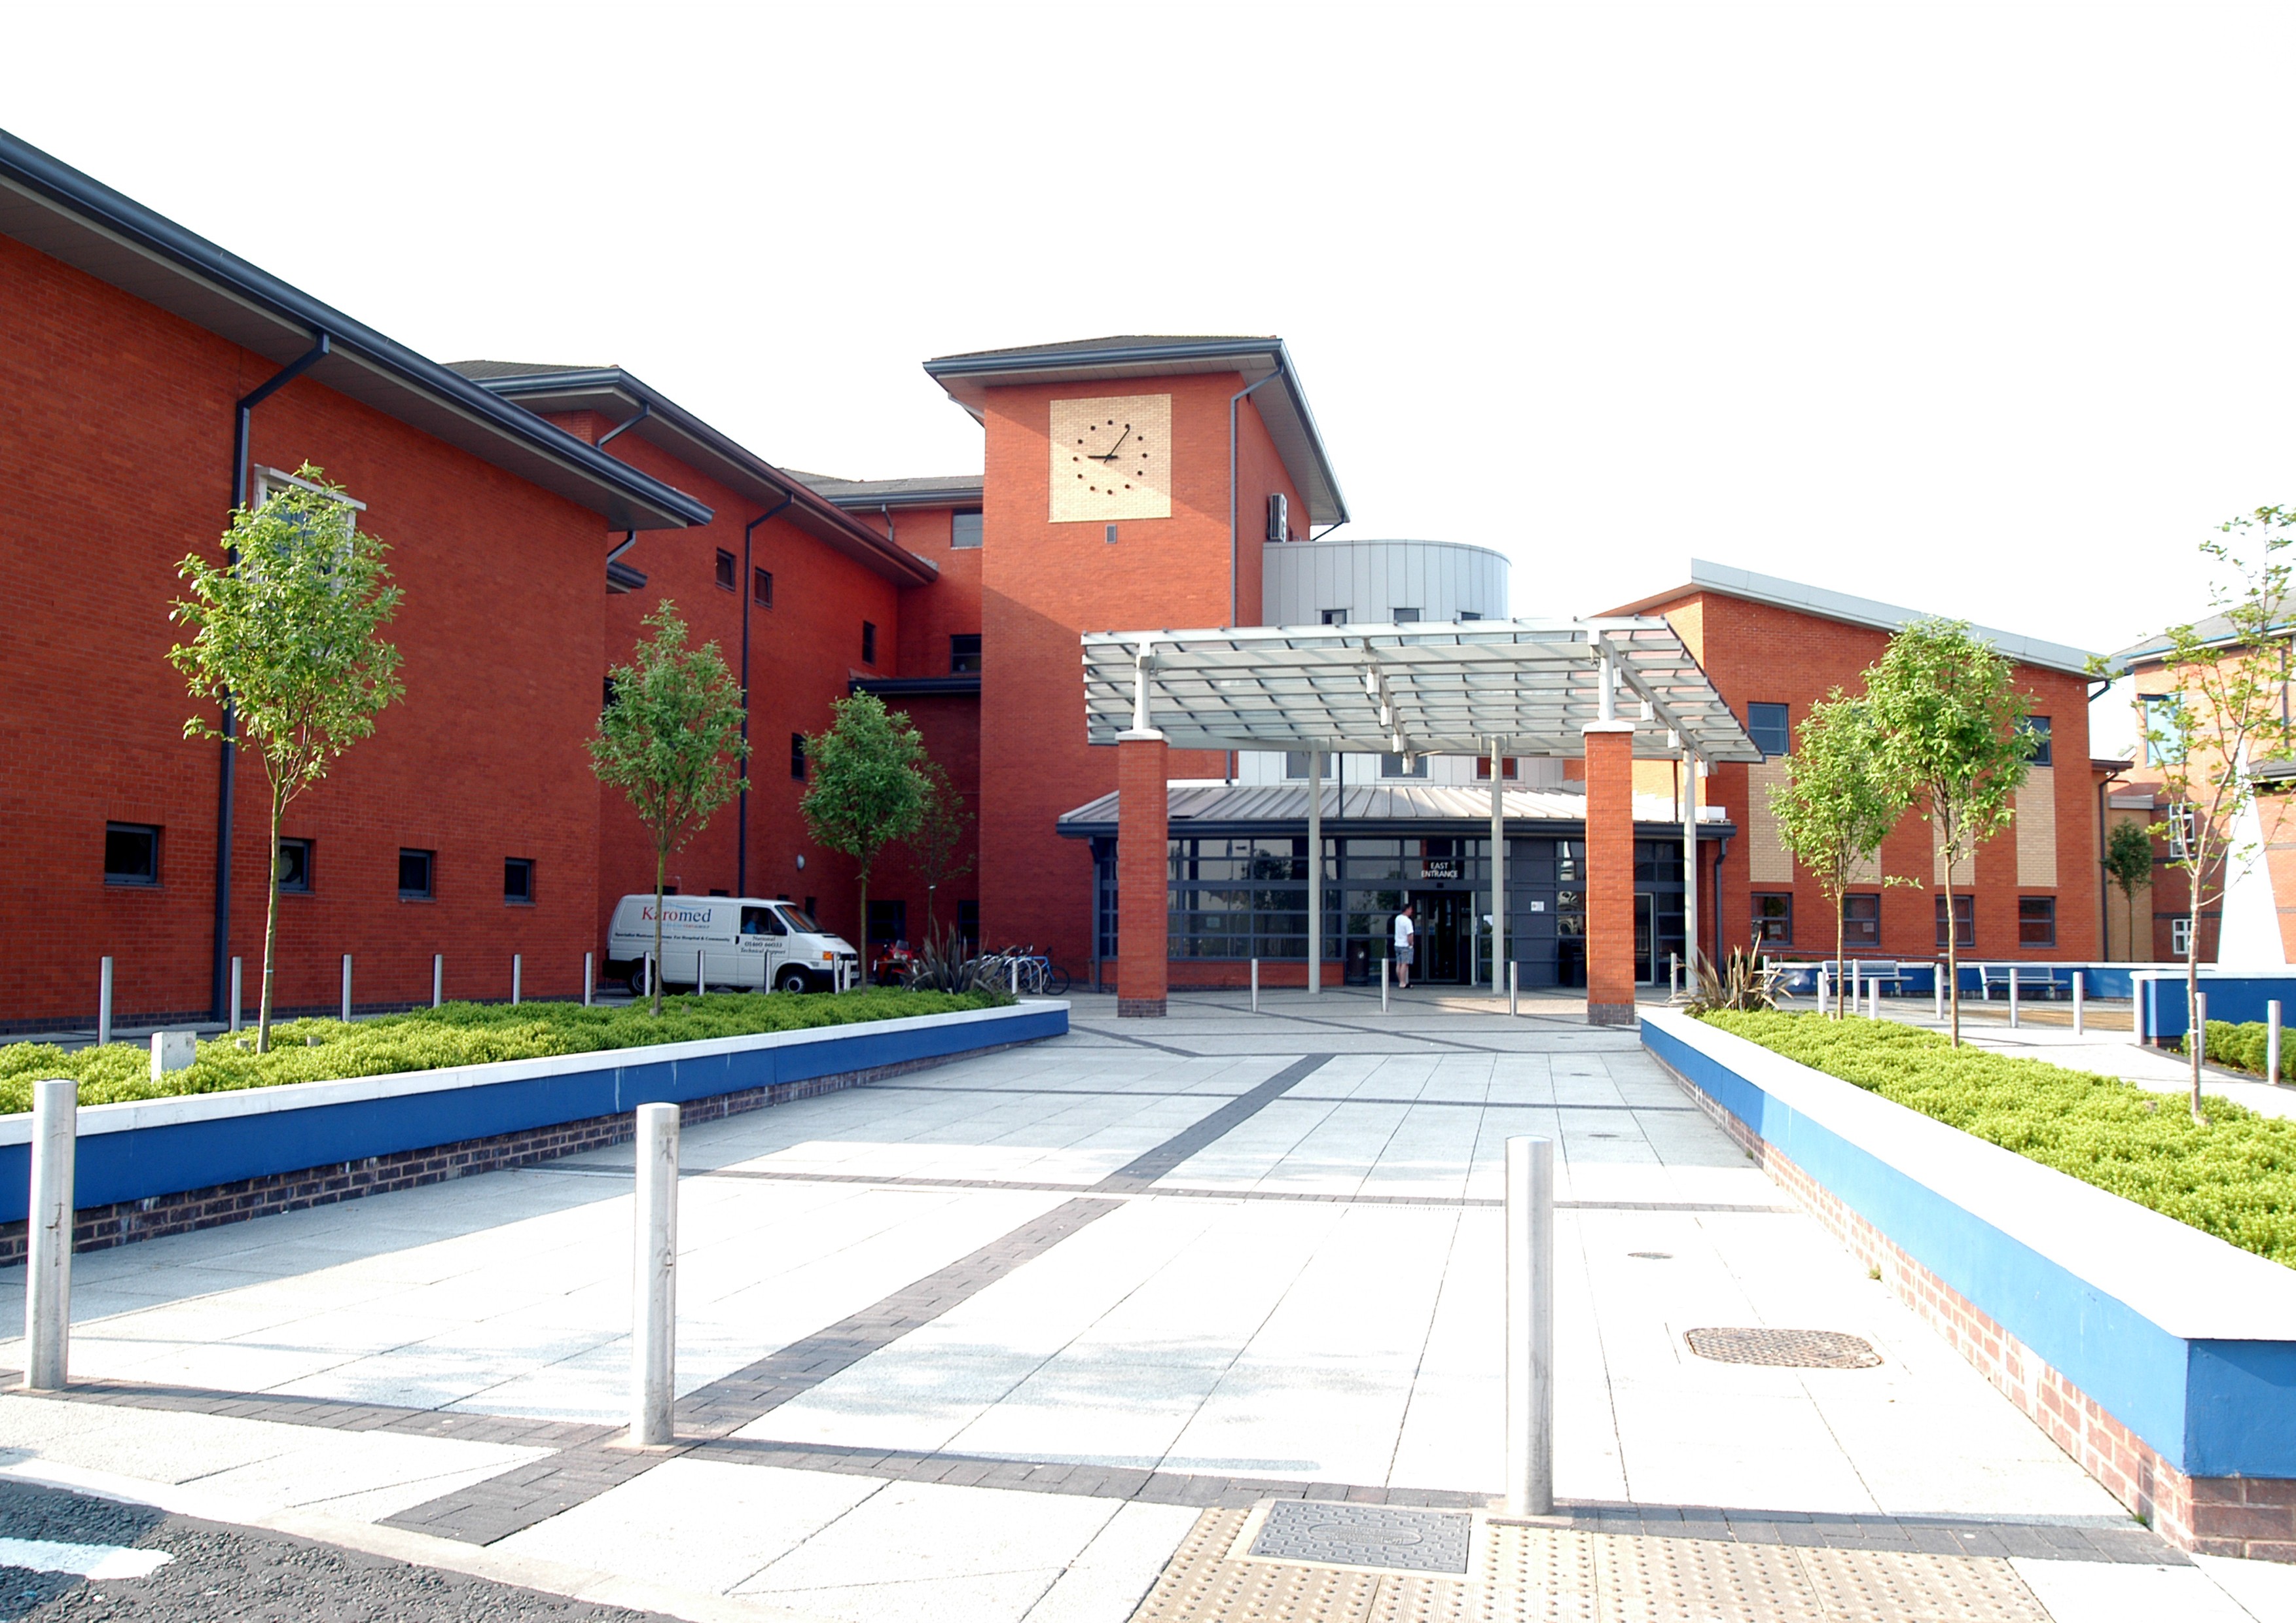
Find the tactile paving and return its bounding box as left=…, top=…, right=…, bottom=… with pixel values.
left=1683, top=1326, right=1884, bottom=1368
left=1128, top=1507, right=2053, bottom=1623
left=1251, top=1503, right=1473, bottom=1575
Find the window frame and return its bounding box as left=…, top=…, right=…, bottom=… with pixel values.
left=1747, top=702, right=1791, bottom=758
left=950, top=633, right=982, bottom=675
left=790, top=732, right=807, bottom=781
left=861, top=621, right=877, bottom=666
left=504, top=856, right=536, bottom=906
left=1842, top=891, right=1880, bottom=947
left=713, top=549, right=737, bottom=592
left=1935, top=893, right=1975, bottom=950
left=1751, top=891, right=1793, bottom=945
left=277, top=837, right=313, bottom=895
left=103, top=822, right=160, bottom=887
left=1380, top=753, right=1429, bottom=779
left=752, top=566, right=774, bottom=607
left=2017, top=895, right=2055, bottom=948
left=1319, top=609, right=1348, bottom=626
left=398, top=847, right=436, bottom=902
left=2023, top=715, right=2053, bottom=768
left=950, top=509, right=983, bottom=550
left=1473, top=757, right=1519, bottom=780
left=2171, top=915, right=2193, bottom=957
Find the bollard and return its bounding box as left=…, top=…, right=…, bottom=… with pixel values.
left=512, top=954, right=523, bottom=1007
left=433, top=954, right=444, bottom=1009
left=1868, top=976, right=1879, bottom=1019
left=1848, top=960, right=1859, bottom=1014
left=2008, top=965, right=2019, bottom=1029
left=1382, top=956, right=1391, bottom=1014
left=2195, top=991, right=2208, bottom=1069
left=1251, top=959, right=1259, bottom=1014
left=584, top=952, right=595, bottom=1008
left=1670, top=952, right=1679, bottom=997
left=630, top=1101, right=679, bottom=1446
left=1509, top=959, right=1519, bottom=1018
left=1933, top=965, right=1945, bottom=1023
left=340, top=954, right=353, bottom=1022
left=26, top=1079, right=77, bottom=1391
left=1504, top=1135, right=1554, bottom=1518
left=1817, top=967, right=1829, bottom=1015
left=696, top=950, right=707, bottom=998
left=2072, top=971, right=2085, bottom=1037
left=97, top=957, right=112, bottom=1048
left=230, top=957, right=243, bottom=1035
left=2136, top=978, right=2151, bottom=1048
left=2272, top=1000, right=2285, bottom=1085
left=149, top=1031, right=194, bottom=1082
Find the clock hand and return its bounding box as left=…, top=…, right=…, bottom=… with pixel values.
left=1099, top=426, right=1132, bottom=461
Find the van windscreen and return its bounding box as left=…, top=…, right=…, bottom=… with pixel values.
left=778, top=906, right=820, bottom=934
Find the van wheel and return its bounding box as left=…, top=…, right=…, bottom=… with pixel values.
left=777, top=967, right=812, bottom=995
left=627, top=959, right=649, bottom=997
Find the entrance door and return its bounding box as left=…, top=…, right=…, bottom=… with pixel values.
left=1409, top=892, right=1469, bottom=984
left=1636, top=892, right=1655, bottom=985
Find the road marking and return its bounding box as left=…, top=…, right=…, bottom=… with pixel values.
left=0, top=1537, right=173, bottom=1579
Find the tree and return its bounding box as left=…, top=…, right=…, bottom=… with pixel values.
left=2136, top=509, right=2296, bottom=1122
left=2104, top=818, right=2155, bottom=961
left=592, top=602, right=749, bottom=1016
left=170, top=464, right=404, bottom=1054
left=1866, top=619, right=2033, bottom=1048
left=1767, top=693, right=1909, bottom=1018
left=905, top=755, right=975, bottom=940
left=801, top=692, right=927, bottom=957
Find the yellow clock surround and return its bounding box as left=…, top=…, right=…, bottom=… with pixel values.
left=1049, top=394, right=1172, bottom=522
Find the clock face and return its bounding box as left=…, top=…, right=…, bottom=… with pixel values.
left=1049, top=394, right=1172, bottom=523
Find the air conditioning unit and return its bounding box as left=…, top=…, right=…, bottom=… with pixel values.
left=1266, top=491, right=1289, bottom=544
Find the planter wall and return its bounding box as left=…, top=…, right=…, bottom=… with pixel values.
left=1642, top=1007, right=2296, bottom=1561
left=0, top=1001, right=1064, bottom=1251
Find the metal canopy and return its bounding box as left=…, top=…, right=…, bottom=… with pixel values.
left=1081, top=618, right=1762, bottom=763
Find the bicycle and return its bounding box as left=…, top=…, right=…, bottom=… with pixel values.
left=988, top=945, right=1071, bottom=997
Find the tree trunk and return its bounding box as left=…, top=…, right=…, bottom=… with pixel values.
left=855, top=858, right=870, bottom=993
left=1835, top=891, right=1848, bottom=1022
left=1943, top=834, right=1961, bottom=1047
left=2189, top=891, right=2204, bottom=1124
left=257, top=779, right=284, bottom=1054
left=651, top=844, right=667, bottom=1018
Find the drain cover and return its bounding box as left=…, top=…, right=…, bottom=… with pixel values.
left=1247, top=1501, right=1473, bottom=1574
left=1685, top=1327, right=1882, bottom=1368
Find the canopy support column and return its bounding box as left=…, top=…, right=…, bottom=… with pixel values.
left=1682, top=746, right=1700, bottom=990
left=1307, top=749, right=1323, bottom=996
left=1491, top=740, right=1506, bottom=1002
left=1117, top=729, right=1169, bottom=1016
left=1585, top=722, right=1637, bottom=1026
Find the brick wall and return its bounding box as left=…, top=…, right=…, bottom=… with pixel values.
left=1585, top=727, right=1637, bottom=1022
left=1117, top=734, right=1171, bottom=1014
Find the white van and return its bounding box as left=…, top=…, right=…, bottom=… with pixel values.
left=605, top=895, right=859, bottom=995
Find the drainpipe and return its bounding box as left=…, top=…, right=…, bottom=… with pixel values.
left=737, top=491, right=796, bottom=897
left=878, top=503, right=896, bottom=548
left=1712, top=834, right=1731, bottom=967
left=1229, top=372, right=1281, bottom=627
left=212, top=332, right=331, bottom=1021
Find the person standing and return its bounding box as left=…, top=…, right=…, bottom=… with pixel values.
left=1393, top=901, right=1416, bottom=990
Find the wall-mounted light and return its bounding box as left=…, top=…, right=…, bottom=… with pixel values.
left=796, top=853, right=808, bottom=871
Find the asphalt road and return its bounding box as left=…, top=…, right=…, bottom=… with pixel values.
left=0, top=1480, right=670, bottom=1621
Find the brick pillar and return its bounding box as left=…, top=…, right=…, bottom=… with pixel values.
left=1117, top=732, right=1170, bottom=1017
left=1584, top=722, right=1637, bottom=1026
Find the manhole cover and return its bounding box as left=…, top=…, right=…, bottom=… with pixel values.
left=1685, top=1327, right=1882, bottom=1368
left=1247, top=1501, right=1473, bottom=1574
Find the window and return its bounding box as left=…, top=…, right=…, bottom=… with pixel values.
left=399, top=848, right=435, bottom=901
left=740, top=906, right=786, bottom=937
left=2018, top=895, right=2055, bottom=947
left=1380, top=754, right=1429, bottom=778
left=1460, top=611, right=1482, bottom=621
left=1391, top=607, right=1422, bottom=622
left=950, top=633, right=982, bottom=674
left=2168, top=802, right=2197, bottom=859
left=505, top=857, right=535, bottom=905
left=2144, top=695, right=2188, bottom=766
left=790, top=733, right=807, bottom=781
left=714, top=550, right=736, bottom=591
left=2023, top=715, right=2053, bottom=767
left=803, top=895, right=818, bottom=920
left=753, top=567, right=774, bottom=607
left=2172, top=916, right=2193, bottom=957
left=861, top=621, right=877, bottom=665
left=1320, top=609, right=1348, bottom=626
left=277, top=838, right=312, bottom=894
left=252, top=465, right=366, bottom=528
left=1935, top=893, right=1975, bottom=950
left=1747, top=702, right=1791, bottom=758
left=103, top=823, right=159, bottom=886
left=1843, top=893, right=1879, bottom=948
left=867, top=899, right=907, bottom=946
left=1751, top=893, right=1793, bottom=944
left=1474, top=757, right=1518, bottom=779
left=1284, top=752, right=1337, bottom=779
left=958, top=899, right=980, bottom=951
left=951, top=509, right=983, bottom=549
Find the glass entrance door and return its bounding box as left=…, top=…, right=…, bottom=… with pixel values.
left=1410, top=892, right=1469, bottom=983
left=1636, top=891, right=1655, bottom=984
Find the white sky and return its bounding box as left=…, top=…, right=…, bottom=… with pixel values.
left=8, top=0, right=2286, bottom=754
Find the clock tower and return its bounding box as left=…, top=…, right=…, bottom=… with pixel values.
left=923, top=337, right=1347, bottom=984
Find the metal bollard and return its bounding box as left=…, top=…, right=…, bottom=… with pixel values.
left=630, top=1101, right=679, bottom=1446
left=340, top=954, right=353, bottom=1023
left=2272, top=1000, right=2285, bottom=1085
left=2008, top=965, right=2019, bottom=1029
left=1251, top=959, right=1259, bottom=1014
left=1670, top=952, right=1679, bottom=997
left=97, top=957, right=112, bottom=1048
left=2196, top=991, right=2209, bottom=1067
left=433, top=954, right=444, bottom=1009
left=584, top=952, right=595, bottom=1008
left=1934, top=965, right=1945, bottom=1022
left=230, top=957, right=243, bottom=1035
left=1009, top=959, right=1019, bottom=997
left=1505, top=1135, right=1554, bottom=1518
left=1868, top=976, right=1879, bottom=1019
left=2072, top=971, right=2085, bottom=1037
left=1817, top=967, right=1829, bottom=1014
left=696, top=950, right=706, bottom=998
left=1848, top=960, right=1859, bottom=1014
left=25, top=1079, right=76, bottom=1391
left=512, top=954, right=523, bottom=1007
left=1382, top=956, right=1391, bottom=1013
left=1509, top=959, right=1520, bottom=1018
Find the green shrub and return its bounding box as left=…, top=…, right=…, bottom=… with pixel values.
left=0, top=989, right=1007, bottom=1116
left=1699, top=1008, right=2296, bottom=1268
left=2179, top=1019, right=2294, bottom=1082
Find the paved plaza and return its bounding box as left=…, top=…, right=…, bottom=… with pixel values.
left=0, top=990, right=2288, bottom=1620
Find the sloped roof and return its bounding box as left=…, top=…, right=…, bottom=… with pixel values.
left=793, top=471, right=984, bottom=509
left=1056, top=779, right=1722, bottom=833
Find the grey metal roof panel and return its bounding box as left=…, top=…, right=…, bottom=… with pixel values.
left=1611, top=559, right=2098, bottom=677
left=2106, top=612, right=2296, bottom=671
left=796, top=472, right=985, bottom=509
left=0, top=130, right=709, bottom=532
left=1056, top=779, right=1721, bottom=830
left=922, top=334, right=1347, bottom=528
left=459, top=366, right=938, bottom=588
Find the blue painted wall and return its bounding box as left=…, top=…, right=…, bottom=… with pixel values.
left=0, top=1008, right=1066, bottom=1228
left=1770, top=963, right=2138, bottom=1000
left=2139, top=974, right=2296, bottom=1041
left=1644, top=1018, right=2296, bottom=1480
